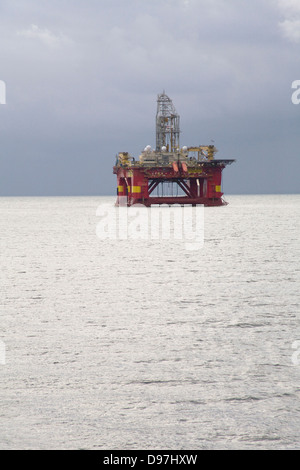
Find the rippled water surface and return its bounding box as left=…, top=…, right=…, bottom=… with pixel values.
left=1, top=195, right=299, bottom=449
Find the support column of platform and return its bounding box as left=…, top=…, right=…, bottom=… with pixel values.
left=206, top=167, right=223, bottom=200
left=128, top=169, right=148, bottom=206
left=116, top=176, right=128, bottom=206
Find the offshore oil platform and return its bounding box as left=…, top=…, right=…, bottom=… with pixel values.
left=113, top=92, right=235, bottom=207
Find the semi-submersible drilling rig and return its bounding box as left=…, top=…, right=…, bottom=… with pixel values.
left=113, top=92, right=235, bottom=206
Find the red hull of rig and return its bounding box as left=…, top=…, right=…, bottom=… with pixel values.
left=113, top=92, right=235, bottom=207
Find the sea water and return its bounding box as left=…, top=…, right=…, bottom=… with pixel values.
left=0, top=195, right=299, bottom=449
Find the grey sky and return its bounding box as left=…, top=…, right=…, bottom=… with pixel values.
left=0, top=0, right=299, bottom=196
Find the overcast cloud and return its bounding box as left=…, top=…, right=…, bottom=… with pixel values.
left=0, top=0, right=299, bottom=195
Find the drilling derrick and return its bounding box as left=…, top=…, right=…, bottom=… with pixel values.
left=156, top=92, right=180, bottom=152
left=113, top=92, right=235, bottom=207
